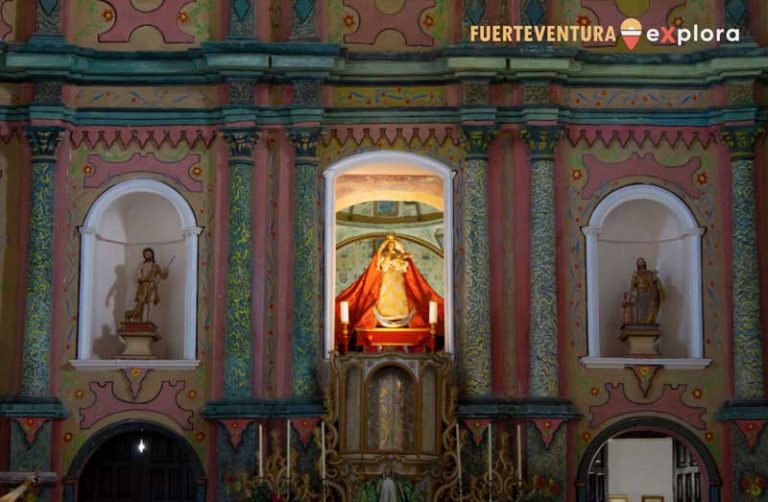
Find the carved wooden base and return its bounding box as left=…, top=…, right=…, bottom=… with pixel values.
left=620, top=323, right=661, bottom=356
left=117, top=322, right=160, bottom=359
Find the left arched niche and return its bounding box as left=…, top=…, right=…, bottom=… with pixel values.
left=72, top=179, right=201, bottom=370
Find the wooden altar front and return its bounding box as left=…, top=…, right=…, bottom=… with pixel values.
left=320, top=352, right=459, bottom=500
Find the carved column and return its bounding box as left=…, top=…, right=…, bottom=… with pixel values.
left=228, top=0, right=255, bottom=37
left=288, top=127, right=323, bottom=397
left=722, top=125, right=765, bottom=399
left=34, top=0, right=63, bottom=38
left=289, top=0, right=317, bottom=40
left=520, top=0, right=546, bottom=25
left=222, top=128, right=259, bottom=398
left=21, top=126, right=62, bottom=397
left=458, top=125, right=496, bottom=396
left=522, top=126, right=563, bottom=398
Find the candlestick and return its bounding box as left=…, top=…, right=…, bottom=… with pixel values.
left=286, top=419, right=291, bottom=499
left=258, top=424, right=264, bottom=480
left=340, top=301, right=349, bottom=324
left=455, top=422, right=463, bottom=497
left=321, top=422, right=326, bottom=480
left=516, top=423, right=522, bottom=482
left=488, top=422, right=493, bottom=501
left=429, top=300, right=438, bottom=324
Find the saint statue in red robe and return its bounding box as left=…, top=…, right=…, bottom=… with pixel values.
left=335, top=234, right=445, bottom=351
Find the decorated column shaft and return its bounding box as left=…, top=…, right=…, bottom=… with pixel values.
left=21, top=126, right=63, bottom=397
left=35, top=0, right=63, bottom=36
left=722, top=125, right=764, bottom=399
left=458, top=126, right=496, bottom=396
left=288, top=127, right=322, bottom=396
left=290, top=0, right=317, bottom=40
left=522, top=126, right=562, bottom=398
left=228, top=0, right=254, bottom=37
left=222, top=128, right=259, bottom=398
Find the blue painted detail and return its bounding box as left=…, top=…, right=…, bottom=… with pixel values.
left=716, top=400, right=768, bottom=420
left=464, top=0, right=485, bottom=25
left=523, top=0, right=545, bottom=26
left=38, top=0, right=57, bottom=16
left=0, top=397, right=68, bottom=418
left=725, top=0, right=747, bottom=27
left=457, top=397, right=581, bottom=419
left=294, top=0, right=315, bottom=24
left=233, top=0, right=251, bottom=20
left=202, top=397, right=324, bottom=418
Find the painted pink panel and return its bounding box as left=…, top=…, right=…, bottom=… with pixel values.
left=581, top=152, right=701, bottom=199
left=99, top=0, right=195, bottom=43
left=84, top=152, right=203, bottom=192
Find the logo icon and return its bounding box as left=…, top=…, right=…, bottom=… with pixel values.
left=620, top=18, right=643, bottom=50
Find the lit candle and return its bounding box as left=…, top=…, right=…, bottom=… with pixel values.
left=516, top=423, right=522, bottom=482
left=488, top=422, right=493, bottom=495
left=429, top=301, right=438, bottom=325
left=286, top=420, right=291, bottom=481
left=258, top=424, right=264, bottom=480
left=321, top=422, right=326, bottom=480
left=340, top=301, right=349, bottom=324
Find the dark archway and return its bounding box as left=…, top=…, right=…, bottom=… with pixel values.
left=64, top=420, right=206, bottom=502
left=575, top=416, right=721, bottom=502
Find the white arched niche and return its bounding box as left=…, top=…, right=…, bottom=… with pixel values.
left=323, top=151, right=455, bottom=357
left=580, top=185, right=710, bottom=369
left=72, top=179, right=201, bottom=370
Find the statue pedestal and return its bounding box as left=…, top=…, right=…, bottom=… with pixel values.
left=620, top=323, right=661, bottom=356
left=117, top=322, right=160, bottom=359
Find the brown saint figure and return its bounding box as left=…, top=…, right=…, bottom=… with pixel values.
left=125, top=247, right=169, bottom=322
left=630, top=257, right=665, bottom=324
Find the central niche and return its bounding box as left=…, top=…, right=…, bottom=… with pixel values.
left=324, top=152, right=454, bottom=356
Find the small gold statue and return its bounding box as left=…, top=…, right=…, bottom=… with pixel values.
left=124, top=247, right=170, bottom=323
left=630, top=257, right=665, bottom=324
left=373, top=235, right=415, bottom=327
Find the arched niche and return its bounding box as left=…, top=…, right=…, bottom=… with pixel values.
left=575, top=416, right=721, bottom=502
left=323, top=151, right=455, bottom=357
left=74, top=179, right=201, bottom=369
left=581, top=185, right=708, bottom=367
left=63, top=420, right=207, bottom=502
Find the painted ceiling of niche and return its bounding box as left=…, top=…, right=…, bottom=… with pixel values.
left=336, top=174, right=444, bottom=211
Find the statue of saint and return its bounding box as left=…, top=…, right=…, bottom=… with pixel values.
left=630, top=257, right=665, bottom=324
left=373, top=235, right=415, bottom=327
left=125, top=247, right=170, bottom=322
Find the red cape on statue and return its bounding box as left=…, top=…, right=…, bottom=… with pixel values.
left=334, top=253, right=445, bottom=350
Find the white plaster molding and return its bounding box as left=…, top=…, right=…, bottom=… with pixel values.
left=78, top=178, right=199, bottom=361
left=579, top=357, right=712, bottom=370
left=323, top=151, right=455, bottom=357
left=70, top=359, right=201, bottom=371
left=584, top=184, right=704, bottom=359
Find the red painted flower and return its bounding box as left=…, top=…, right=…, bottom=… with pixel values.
left=188, top=389, right=197, bottom=399
left=673, top=16, right=684, bottom=27
left=577, top=15, right=591, bottom=27
left=191, top=165, right=203, bottom=176
left=704, top=431, right=714, bottom=442
left=422, top=15, right=434, bottom=28
left=179, top=11, right=189, bottom=23
left=581, top=431, right=591, bottom=442
left=343, top=15, right=356, bottom=28
left=75, top=389, right=84, bottom=399
left=571, top=169, right=583, bottom=180
left=64, top=432, right=73, bottom=442
left=543, top=420, right=552, bottom=430
left=195, top=431, right=205, bottom=442
left=692, top=388, right=703, bottom=399
left=102, top=9, right=114, bottom=22
left=83, top=164, right=93, bottom=175
left=590, top=387, right=599, bottom=396
left=696, top=172, right=708, bottom=185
